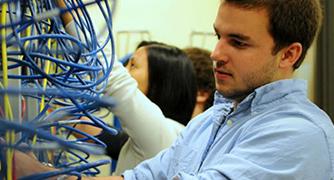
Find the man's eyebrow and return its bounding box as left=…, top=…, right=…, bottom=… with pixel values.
left=213, top=24, right=251, bottom=41
left=228, top=33, right=251, bottom=41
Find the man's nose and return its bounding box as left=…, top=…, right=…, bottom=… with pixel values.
left=211, top=39, right=229, bottom=64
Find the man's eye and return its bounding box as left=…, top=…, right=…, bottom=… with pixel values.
left=231, top=40, right=248, bottom=48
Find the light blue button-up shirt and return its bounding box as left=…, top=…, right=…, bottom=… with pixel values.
left=123, top=79, right=334, bottom=179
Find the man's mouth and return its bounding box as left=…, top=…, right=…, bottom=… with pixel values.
left=214, top=69, right=232, bottom=80
left=214, top=68, right=232, bottom=76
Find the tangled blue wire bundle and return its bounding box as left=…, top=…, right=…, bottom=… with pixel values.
left=0, top=0, right=117, bottom=179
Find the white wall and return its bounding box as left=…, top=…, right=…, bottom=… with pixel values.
left=113, top=0, right=220, bottom=57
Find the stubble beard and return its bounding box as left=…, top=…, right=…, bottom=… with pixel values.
left=216, top=60, right=277, bottom=103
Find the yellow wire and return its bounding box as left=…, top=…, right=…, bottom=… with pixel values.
left=39, top=51, right=51, bottom=111
left=1, top=3, right=15, bottom=180
left=44, top=36, right=53, bottom=161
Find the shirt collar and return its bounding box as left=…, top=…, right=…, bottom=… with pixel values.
left=211, top=92, right=234, bottom=124
left=249, top=79, right=307, bottom=110
left=213, top=79, right=307, bottom=114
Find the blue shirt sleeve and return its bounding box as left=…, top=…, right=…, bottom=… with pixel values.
left=123, top=116, right=332, bottom=180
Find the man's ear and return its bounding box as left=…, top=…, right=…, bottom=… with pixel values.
left=279, top=42, right=303, bottom=68
left=196, top=90, right=210, bottom=103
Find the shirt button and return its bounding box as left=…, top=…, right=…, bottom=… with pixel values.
left=227, top=119, right=233, bottom=127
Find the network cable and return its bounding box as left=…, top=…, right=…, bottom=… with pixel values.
left=0, top=0, right=117, bottom=179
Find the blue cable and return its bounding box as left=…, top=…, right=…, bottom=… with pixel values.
left=20, top=159, right=111, bottom=180
left=0, top=0, right=118, bottom=177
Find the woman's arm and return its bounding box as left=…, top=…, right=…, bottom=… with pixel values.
left=59, top=0, right=179, bottom=166
left=104, top=60, right=180, bottom=156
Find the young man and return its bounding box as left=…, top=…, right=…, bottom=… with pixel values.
left=15, top=0, right=334, bottom=179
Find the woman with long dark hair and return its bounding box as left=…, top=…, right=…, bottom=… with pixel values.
left=97, top=42, right=197, bottom=175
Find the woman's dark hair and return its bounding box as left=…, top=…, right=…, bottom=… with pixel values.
left=144, top=44, right=197, bottom=126
left=136, top=40, right=166, bottom=49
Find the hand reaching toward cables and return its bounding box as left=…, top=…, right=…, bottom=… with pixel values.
left=13, top=150, right=124, bottom=180
left=0, top=137, right=51, bottom=179
left=13, top=151, right=54, bottom=179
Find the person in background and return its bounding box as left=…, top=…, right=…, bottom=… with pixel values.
left=126, top=42, right=197, bottom=125
left=121, top=44, right=215, bottom=119
left=183, top=47, right=215, bottom=118
left=108, top=43, right=197, bottom=175
left=14, top=0, right=334, bottom=179
left=74, top=39, right=197, bottom=175
left=98, top=44, right=213, bottom=172
left=80, top=41, right=167, bottom=163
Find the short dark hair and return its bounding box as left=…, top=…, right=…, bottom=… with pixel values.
left=145, top=44, right=197, bottom=126
left=224, top=0, right=323, bottom=69
left=184, top=47, right=215, bottom=110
